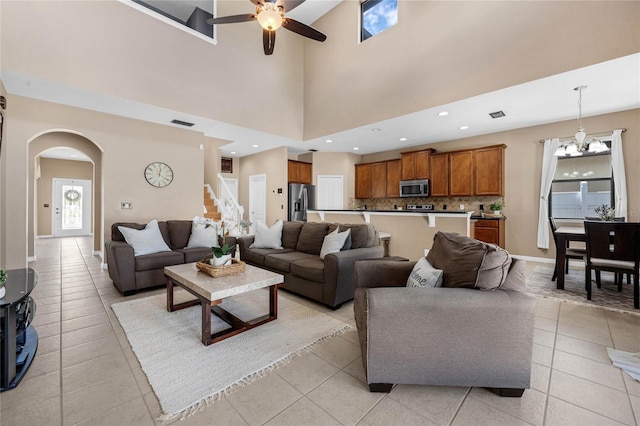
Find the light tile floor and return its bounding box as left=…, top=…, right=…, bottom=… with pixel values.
left=1, top=236, right=639, bottom=425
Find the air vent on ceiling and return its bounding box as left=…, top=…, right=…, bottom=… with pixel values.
left=489, top=111, right=506, bottom=119
left=308, top=149, right=318, bottom=152
left=170, top=119, right=195, bottom=127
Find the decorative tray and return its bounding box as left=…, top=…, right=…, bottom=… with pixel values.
left=196, top=258, right=246, bottom=278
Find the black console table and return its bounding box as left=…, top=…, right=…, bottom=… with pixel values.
left=1, top=268, right=38, bottom=392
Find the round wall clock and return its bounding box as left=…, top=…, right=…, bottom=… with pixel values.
left=144, top=162, right=174, bottom=187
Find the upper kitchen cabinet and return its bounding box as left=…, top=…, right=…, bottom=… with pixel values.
left=474, top=146, right=505, bottom=196
left=429, top=153, right=449, bottom=197
left=355, top=164, right=371, bottom=199
left=288, top=160, right=312, bottom=184
left=386, top=159, right=401, bottom=198
left=401, top=149, right=431, bottom=181
left=449, top=151, right=474, bottom=196
left=370, top=162, right=388, bottom=198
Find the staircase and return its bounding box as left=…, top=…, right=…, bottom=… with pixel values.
left=203, top=187, right=222, bottom=221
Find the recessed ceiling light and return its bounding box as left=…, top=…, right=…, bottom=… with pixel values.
left=438, top=111, right=449, bottom=117
left=459, top=125, right=469, bottom=130
left=252, top=144, right=259, bottom=148
left=399, top=137, right=407, bottom=141
left=371, top=128, right=382, bottom=132
left=326, top=139, right=333, bottom=143
left=353, top=147, right=360, bottom=151
left=230, top=151, right=237, bottom=155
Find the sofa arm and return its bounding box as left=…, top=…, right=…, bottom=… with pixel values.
left=357, top=287, right=534, bottom=389
left=355, top=259, right=416, bottom=289
left=105, top=240, right=136, bottom=294
left=323, top=245, right=384, bottom=306
left=237, top=235, right=255, bottom=261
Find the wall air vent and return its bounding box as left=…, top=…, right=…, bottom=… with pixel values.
left=308, top=149, right=318, bottom=152
left=489, top=111, right=506, bottom=119
left=170, top=119, right=195, bottom=127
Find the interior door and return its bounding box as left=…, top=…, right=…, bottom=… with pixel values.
left=317, top=175, right=344, bottom=209
left=53, top=178, right=92, bottom=237
left=249, top=174, right=266, bottom=233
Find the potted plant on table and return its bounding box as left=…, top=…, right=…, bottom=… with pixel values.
left=594, top=204, right=616, bottom=221
left=0, top=268, right=7, bottom=299
left=489, top=202, right=503, bottom=216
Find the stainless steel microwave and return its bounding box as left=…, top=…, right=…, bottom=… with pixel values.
left=400, top=179, right=430, bottom=198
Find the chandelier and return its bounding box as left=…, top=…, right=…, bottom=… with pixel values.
left=554, top=86, right=609, bottom=156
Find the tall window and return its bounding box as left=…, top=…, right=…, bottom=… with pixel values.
left=549, top=142, right=614, bottom=219
left=361, top=0, right=398, bottom=42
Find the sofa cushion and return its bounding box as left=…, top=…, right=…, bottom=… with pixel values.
left=282, top=221, right=304, bottom=249
left=251, top=220, right=283, bottom=249
left=406, top=257, right=443, bottom=288
left=264, top=251, right=318, bottom=273
left=475, top=244, right=512, bottom=291
left=427, top=232, right=487, bottom=288
left=118, top=220, right=172, bottom=256
left=320, top=227, right=351, bottom=260
left=166, top=220, right=193, bottom=250
left=330, top=223, right=377, bottom=249
left=296, top=222, right=329, bottom=255
left=244, top=248, right=294, bottom=266
left=176, top=247, right=213, bottom=264
left=501, top=258, right=526, bottom=292
left=134, top=250, right=184, bottom=272
left=291, top=258, right=325, bottom=283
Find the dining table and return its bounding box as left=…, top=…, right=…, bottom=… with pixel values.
left=554, top=226, right=585, bottom=290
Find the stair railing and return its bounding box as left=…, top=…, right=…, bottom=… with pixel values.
left=216, top=173, right=245, bottom=236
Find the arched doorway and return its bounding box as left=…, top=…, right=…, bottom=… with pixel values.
left=28, top=131, right=103, bottom=261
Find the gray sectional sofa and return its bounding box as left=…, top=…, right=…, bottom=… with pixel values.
left=105, top=220, right=236, bottom=295
left=238, top=221, right=384, bottom=309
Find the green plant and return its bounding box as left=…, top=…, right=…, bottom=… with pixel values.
left=594, top=204, right=615, bottom=221
left=489, top=202, right=503, bottom=211
left=0, top=269, right=7, bottom=286
left=212, top=243, right=235, bottom=258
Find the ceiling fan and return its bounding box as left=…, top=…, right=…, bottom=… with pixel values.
left=206, top=0, right=327, bottom=55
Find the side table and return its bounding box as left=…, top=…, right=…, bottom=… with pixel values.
left=1, top=268, right=38, bottom=392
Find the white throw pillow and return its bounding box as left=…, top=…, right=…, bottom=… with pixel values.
left=118, top=220, right=172, bottom=256
left=406, top=257, right=444, bottom=288
left=251, top=220, right=283, bottom=249
left=186, top=218, right=221, bottom=248
left=320, top=227, right=351, bottom=260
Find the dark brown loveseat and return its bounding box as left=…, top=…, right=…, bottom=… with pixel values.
left=238, top=221, right=384, bottom=309
left=105, top=220, right=236, bottom=295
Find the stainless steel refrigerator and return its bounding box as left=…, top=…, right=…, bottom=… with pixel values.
left=288, top=183, right=316, bottom=221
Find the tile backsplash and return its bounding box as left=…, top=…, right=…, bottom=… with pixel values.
left=350, top=196, right=505, bottom=214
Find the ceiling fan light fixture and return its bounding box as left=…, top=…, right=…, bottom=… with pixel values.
left=257, top=3, right=283, bottom=30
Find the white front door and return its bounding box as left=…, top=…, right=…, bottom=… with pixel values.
left=249, top=174, right=266, bottom=233
left=53, top=178, right=92, bottom=237
left=317, top=175, right=344, bottom=209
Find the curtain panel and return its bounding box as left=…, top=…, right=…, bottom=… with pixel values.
left=610, top=129, right=627, bottom=219
left=537, top=138, right=559, bottom=249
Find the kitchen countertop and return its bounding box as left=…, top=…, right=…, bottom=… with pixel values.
left=307, top=209, right=471, bottom=214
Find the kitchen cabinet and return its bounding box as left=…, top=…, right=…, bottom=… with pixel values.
left=474, top=146, right=504, bottom=196
left=429, top=153, right=449, bottom=197
left=288, top=160, right=312, bottom=184
left=386, top=159, right=401, bottom=197
left=473, top=218, right=505, bottom=248
left=401, top=149, right=431, bottom=180
left=449, top=151, right=474, bottom=196
left=355, top=164, right=371, bottom=199
left=370, top=162, right=387, bottom=198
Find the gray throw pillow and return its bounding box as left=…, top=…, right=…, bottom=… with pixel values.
left=426, top=232, right=487, bottom=288
left=475, top=244, right=512, bottom=290
left=406, top=257, right=444, bottom=288
left=500, top=258, right=526, bottom=292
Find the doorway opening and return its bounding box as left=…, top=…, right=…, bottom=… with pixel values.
left=52, top=178, right=92, bottom=237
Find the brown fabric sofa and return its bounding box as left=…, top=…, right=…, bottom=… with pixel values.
left=238, top=221, right=384, bottom=309
left=105, top=220, right=236, bottom=296
left=353, top=256, right=535, bottom=396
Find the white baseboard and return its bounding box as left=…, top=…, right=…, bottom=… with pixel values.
left=101, top=263, right=108, bottom=270
left=93, top=250, right=102, bottom=257
left=37, top=235, right=53, bottom=239
left=27, top=256, right=36, bottom=262
left=511, top=254, right=555, bottom=264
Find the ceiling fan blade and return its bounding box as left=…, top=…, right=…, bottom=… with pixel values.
left=282, top=18, right=327, bottom=42
left=206, top=14, right=256, bottom=25
left=249, top=0, right=263, bottom=6
left=263, top=29, right=276, bottom=55
left=280, top=0, right=305, bottom=13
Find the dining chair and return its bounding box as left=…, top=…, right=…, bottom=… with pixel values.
left=549, top=217, right=585, bottom=281
left=584, top=221, right=640, bottom=309
left=585, top=217, right=632, bottom=285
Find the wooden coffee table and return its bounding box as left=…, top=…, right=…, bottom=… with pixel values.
left=164, top=263, right=284, bottom=346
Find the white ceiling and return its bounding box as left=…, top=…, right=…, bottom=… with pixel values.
left=40, top=147, right=92, bottom=162
left=3, top=0, right=639, bottom=159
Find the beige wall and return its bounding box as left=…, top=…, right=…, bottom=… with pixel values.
left=304, top=1, right=640, bottom=139
left=239, top=147, right=288, bottom=226
left=1, top=95, right=209, bottom=268
left=359, top=108, right=640, bottom=260
left=310, top=152, right=361, bottom=208
left=37, top=158, right=93, bottom=236
left=1, top=0, right=304, bottom=140
left=0, top=80, right=7, bottom=266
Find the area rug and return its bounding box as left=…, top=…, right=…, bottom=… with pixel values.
left=111, top=289, right=350, bottom=421
left=527, top=265, right=638, bottom=314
